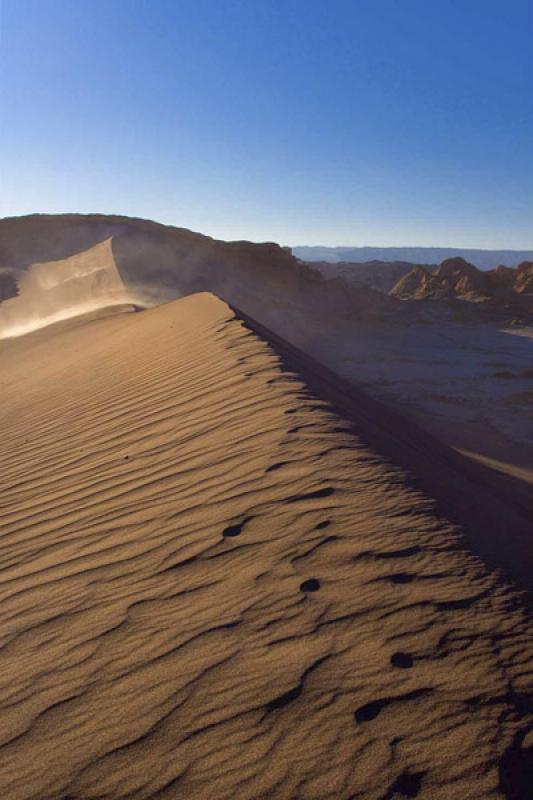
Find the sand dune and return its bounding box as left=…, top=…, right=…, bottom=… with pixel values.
left=0, top=238, right=136, bottom=339
left=0, top=214, right=396, bottom=333
left=2, top=215, right=530, bottom=483
left=0, top=293, right=532, bottom=799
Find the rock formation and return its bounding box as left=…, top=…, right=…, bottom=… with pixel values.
left=391, top=256, right=533, bottom=314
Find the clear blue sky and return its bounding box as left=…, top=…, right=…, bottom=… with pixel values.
left=0, top=0, right=532, bottom=247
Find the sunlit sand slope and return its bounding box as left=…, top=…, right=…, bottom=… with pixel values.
left=0, top=293, right=532, bottom=800
left=0, top=238, right=131, bottom=338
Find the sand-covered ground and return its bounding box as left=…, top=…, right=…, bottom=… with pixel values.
left=299, top=315, right=533, bottom=484
left=1, top=293, right=533, bottom=799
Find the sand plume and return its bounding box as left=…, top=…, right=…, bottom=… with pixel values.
left=0, top=238, right=134, bottom=339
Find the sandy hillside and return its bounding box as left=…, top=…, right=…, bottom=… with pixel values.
left=1, top=293, right=533, bottom=800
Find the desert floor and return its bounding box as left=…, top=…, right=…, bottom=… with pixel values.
left=296, top=315, right=533, bottom=484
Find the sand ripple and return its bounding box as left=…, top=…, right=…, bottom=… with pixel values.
left=0, top=293, right=532, bottom=799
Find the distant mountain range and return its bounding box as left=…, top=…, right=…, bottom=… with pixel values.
left=292, top=246, right=533, bottom=270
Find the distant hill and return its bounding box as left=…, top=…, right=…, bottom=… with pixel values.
left=293, top=246, right=533, bottom=270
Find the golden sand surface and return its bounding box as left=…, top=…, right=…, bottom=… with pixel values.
left=0, top=293, right=532, bottom=799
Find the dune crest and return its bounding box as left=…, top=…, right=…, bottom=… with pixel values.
left=1, top=292, right=532, bottom=799
left=0, top=238, right=134, bottom=339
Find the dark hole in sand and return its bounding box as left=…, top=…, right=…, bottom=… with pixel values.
left=289, top=487, right=335, bottom=503
left=376, top=546, right=421, bottom=560
left=354, top=700, right=383, bottom=723
left=222, top=518, right=250, bottom=538
left=355, top=689, right=431, bottom=725
left=300, top=578, right=320, bottom=592
left=388, top=573, right=415, bottom=584
left=391, top=652, right=414, bottom=669
left=386, top=770, right=424, bottom=798
left=265, top=684, right=303, bottom=711
left=266, top=461, right=287, bottom=473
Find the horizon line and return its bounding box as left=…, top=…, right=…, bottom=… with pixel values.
left=2, top=211, right=533, bottom=253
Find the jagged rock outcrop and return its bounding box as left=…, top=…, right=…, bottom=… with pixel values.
left=434, top=257, right=487, bottom=298
left=391, top=256, right=533, bottom=313
left=391, top=265, right=447, bottom=300
left=515, top=261, right=533, bottom=295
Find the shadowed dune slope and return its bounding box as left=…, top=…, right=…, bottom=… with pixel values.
left=1, top=293, right=533, bottom=800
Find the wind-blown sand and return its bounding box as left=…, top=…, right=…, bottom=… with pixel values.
left=1, top=293, right=533, bottom=799
left=0, top=238, right=133, bottom=339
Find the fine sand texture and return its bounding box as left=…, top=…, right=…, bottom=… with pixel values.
left=1, top=293, right=533, bottom=799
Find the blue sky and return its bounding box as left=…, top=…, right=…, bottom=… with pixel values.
left=0, top=0, right=532, bottom=247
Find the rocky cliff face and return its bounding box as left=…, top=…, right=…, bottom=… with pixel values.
left=391, top=256, right=533, bottom=314
left=515, top=261, right=533, bottom=295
